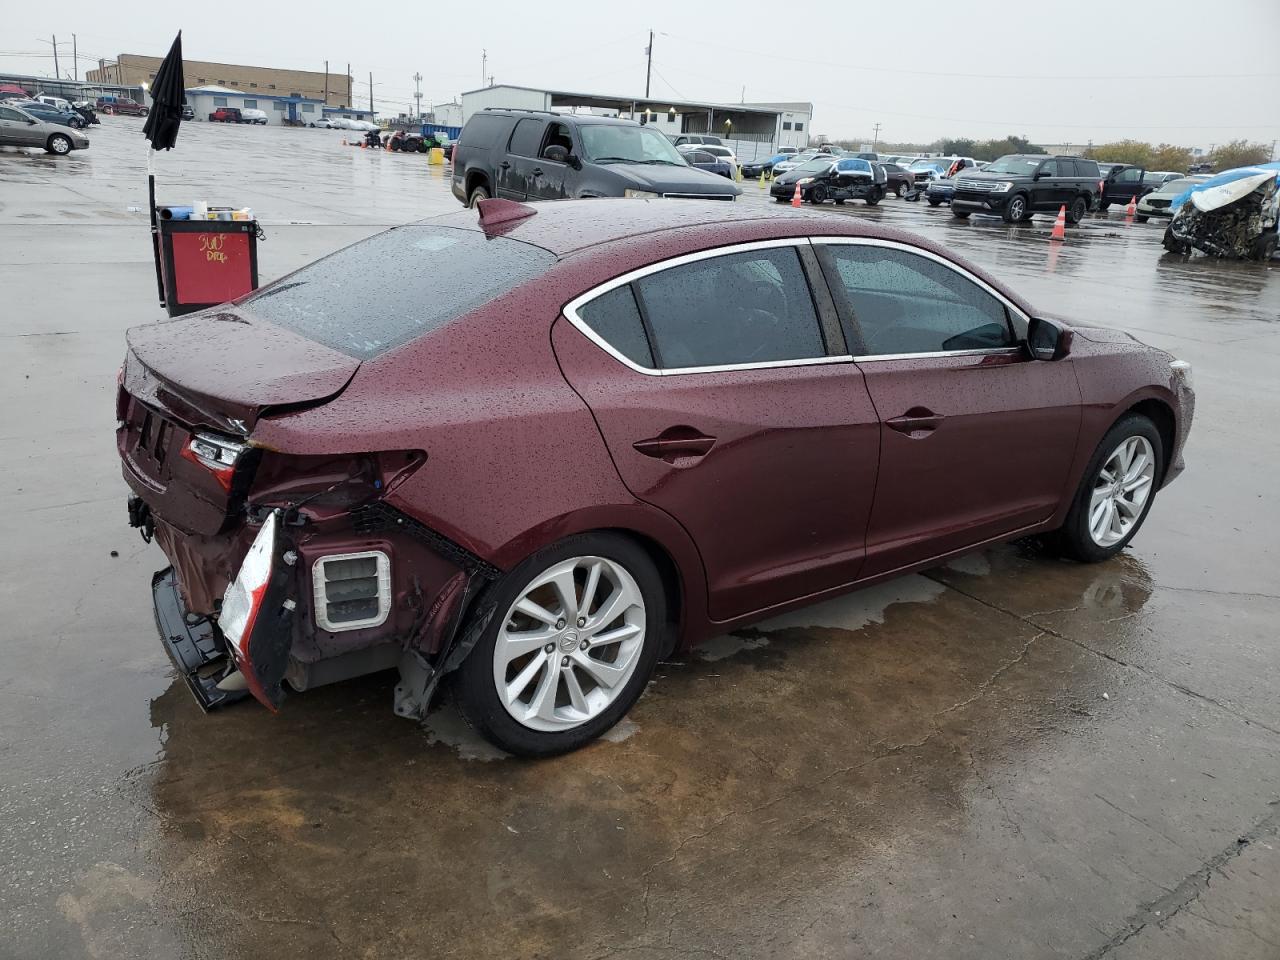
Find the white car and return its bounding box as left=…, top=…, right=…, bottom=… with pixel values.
left=679, top=142, right=737, bottom=168
left=241, top=108, right=268, bottom=125
left=35, top=95, right=73, bottom=112
left=309, top=117, right=337, bottom=129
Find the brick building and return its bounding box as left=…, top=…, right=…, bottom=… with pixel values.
left=85, top=54, right=354, bottom=109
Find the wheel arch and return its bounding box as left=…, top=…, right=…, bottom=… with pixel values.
left=464, top=168, right=490, bottom=197
left=1123, top=397, right=1176, bottom=483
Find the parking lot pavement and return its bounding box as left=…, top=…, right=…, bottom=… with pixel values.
left=3, top=123, right=1279, bottom=959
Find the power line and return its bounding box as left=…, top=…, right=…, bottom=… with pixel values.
left=661, top=32, right=1280, bottom=82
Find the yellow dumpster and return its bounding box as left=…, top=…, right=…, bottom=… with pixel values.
left=428, top=147, right=445, bottom=165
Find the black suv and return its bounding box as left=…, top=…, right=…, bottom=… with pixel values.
left=451, top=109, right=741, bottom=207
left=951, top=155, right=1102, bottom=223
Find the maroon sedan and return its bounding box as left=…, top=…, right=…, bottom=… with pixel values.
left=117, top=198, right=1194, bottom=756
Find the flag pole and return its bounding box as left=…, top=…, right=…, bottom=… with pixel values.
left=148, top=146, right=165, bottom=307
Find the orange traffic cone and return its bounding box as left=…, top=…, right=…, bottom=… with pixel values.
left=791, top=183, right=802, bottom=208
left=1125, top=193, right=1137, bottom=218
left=1050, top=204, right=1067, bottom=241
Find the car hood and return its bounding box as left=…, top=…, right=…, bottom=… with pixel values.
left=603, top=163, right=741, bottom=195
left=124, top=308, right=360, bottom=433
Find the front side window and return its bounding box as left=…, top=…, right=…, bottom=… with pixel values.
left=1038, top=160, right=1060, bottom=177
left=820, top=244, right=1013, bottom=356
left=1115, top=167, right=1142, bottom=183
left=632, top=247, right=825, bottom=369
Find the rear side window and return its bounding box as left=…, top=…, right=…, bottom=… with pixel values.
left=244, top=226, right=556, bottom=360
left=633, top=247, right=825, bottom=369
left=459, top=113, right=509, bottom=147
left=508, top=118, right=544, bottom=157
left=578, top=285, right=654, bottom=368
left=1076, top=158, right=1100, bottom=178
left=820, top=245, right=1012, bottom=356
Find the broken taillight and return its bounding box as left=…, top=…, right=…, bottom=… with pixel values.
left=181, top=431, right=247, bottom=492
left=220, top=510, right=278, bottom=665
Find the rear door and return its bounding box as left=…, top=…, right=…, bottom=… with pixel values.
left=497, top=116, right=545, bottom=200
left=1107, top=166, right=1143, bottom=204
left=814, top=238, right=1081, bottom=576
left=552, top=240, right=881, bottom=623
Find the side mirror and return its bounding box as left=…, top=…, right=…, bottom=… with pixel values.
left=1027, top=317, right=1071, bottom=361
left=543, top=144, right=569, bottom=164
left=567, top=153, right=582, bottom=170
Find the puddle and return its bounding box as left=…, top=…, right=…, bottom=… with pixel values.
left=941, top=552, right=991, bottom=577
left=749, top=575, right=947, bottom=634
left=420, top=705, right=509, bottom=762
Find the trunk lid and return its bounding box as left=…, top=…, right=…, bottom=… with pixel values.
left=120, top=309, right=360, bottom=536
left=124, top=308, right=360, bottom=433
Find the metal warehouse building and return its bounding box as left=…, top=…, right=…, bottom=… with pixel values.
left=460, top=84, right=812, bottom=161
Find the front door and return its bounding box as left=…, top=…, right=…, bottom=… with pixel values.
left=1031, top=158, right=1068, bottom=210
left=1107, top=165, right=1143, bottom=205
left=496, top=116, right=545, bottom=201
left=552, top=241, right=881, bottom=622
left=525, top=121, right=574, bottom=200
left=814, top=239, right=1082, bottom=576
left=0, top=105, right=41, bottom=146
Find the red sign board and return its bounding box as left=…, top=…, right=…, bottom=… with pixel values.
left=169, top=231, right=255, bottom=306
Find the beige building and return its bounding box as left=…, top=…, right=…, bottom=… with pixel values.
left=86, top=55, right=354, bottom=108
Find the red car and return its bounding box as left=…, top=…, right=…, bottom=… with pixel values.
left=96, top=96, right=148, bottom=117
left=117, top=199, right=1194, bottom=756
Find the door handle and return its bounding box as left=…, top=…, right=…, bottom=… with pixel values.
left=532, top=167, right=544, bottom=177
left=499, top=161, right=511, bottom=169
left=886, top=408, right=942, bottom=436
left=633, top=429, right=717, bottom=463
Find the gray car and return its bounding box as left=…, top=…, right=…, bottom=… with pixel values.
left=451, top=109, right=740, bottom=206
left=0, top=102, right=90, bottom=155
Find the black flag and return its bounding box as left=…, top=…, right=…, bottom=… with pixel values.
left=143, top=31, right=185, bottom=150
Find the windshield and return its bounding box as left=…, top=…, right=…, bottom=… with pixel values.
left=795, top=158, right=834, bottom=173
left=910, top=159, right=945, bottom=172
left=982, top=156, right=1043, bottom=175
left=243, top=226, right=557, bottom=360
left=580, top=125, right=688, bottom=165
left=1158, top=178, right=1198, bottom=193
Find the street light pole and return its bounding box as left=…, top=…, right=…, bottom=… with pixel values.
left=72, top=34, right=78, bottom=82
left=413, top=72, right=422, bottom=120
left=645, top=30, right=653, bottom=99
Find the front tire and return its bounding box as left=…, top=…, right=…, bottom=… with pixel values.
left=895, top=182, right=908, bottom=198
left=808, top=184, right=827, bottom=204
left=455, top=534, right=667, bottom=757
left=928, top=197, right=942, bottom=207
left=952, top=208, right=970, bottom=219
left=1050, top=414, right=1164, bottom=563
left=1003, top=194, right=1029, bottom=223
left=46, top=134, right=72, bottom=155
left=865, top=186, right=882, bottom=206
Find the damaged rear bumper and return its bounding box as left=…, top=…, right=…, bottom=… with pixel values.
left=152, top=565, right=247, bottom=711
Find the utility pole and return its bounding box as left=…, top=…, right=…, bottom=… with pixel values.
left=369, top=71, right=374, bottom=114
left=481, top=49, right=487, bottom=88
left=871, top=122, right=882, bottom=150
left=346, top=62, right=351, bottom=107
left=72, top=34, right=78, bottom=81
left=645, top=30, right=653, bottom=98
left=413, top=72, right=422, bottom=120
left=324, top=60, right=329, bottom=104
left=51, top=35, right=60, bottom=79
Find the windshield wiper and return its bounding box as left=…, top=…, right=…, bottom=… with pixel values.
left=592, top=156, right=640, bottom=164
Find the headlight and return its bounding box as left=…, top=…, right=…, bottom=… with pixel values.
left=992, top=181, right=1014, bottom=193
left=797, top=177, right=814, bottom=185
left=623, top=189, right=660, bottom=199
left=1170, top=359, right=1193, bottom=391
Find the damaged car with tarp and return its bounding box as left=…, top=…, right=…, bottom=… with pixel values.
left=1162, top=161, right=1280, bottom=261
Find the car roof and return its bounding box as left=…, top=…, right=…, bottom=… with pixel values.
left=482, top=109, right=640, bottom=127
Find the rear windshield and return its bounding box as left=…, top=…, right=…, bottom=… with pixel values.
left=243, top=226, right=556, bottom=360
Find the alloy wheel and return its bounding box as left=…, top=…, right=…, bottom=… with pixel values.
left=492, top=556, right=647, bottom=733
left=1088, top=436, right=1155, bottom=547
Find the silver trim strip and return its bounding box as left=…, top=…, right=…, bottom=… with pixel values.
left=562, top=238, right=844, bottom=377
left=561, top=235, right=1031, bottom=376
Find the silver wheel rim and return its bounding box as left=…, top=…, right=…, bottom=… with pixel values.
left=1089, top=435, right=1155, bottom=547
left=53, top=138, right=69, bottom=154
left=493, top=555, right=646, bottom=733
left=1010, top=198, right=1024, bottom=218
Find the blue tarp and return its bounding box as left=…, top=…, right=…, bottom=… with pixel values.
left=1170, top=161, right=1280, bottom=214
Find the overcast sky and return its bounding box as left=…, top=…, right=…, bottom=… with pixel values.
left=4, top=0, right=1278, bottom=150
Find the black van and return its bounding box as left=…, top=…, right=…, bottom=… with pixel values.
left=451, top=109, right=741, bottom=207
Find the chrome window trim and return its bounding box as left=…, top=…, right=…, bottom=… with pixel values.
left=562, top=238, right=848, bottom=377
left=809, top=235, right=1032, bottom=359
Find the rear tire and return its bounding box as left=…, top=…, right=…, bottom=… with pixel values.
left=952, top=208, right=970, bottom=219
left=1066, top=195, right=1088, bottom=225
left=139, top=107, right=149, bottom=117
left=1098, top=200, right=1111, bottom=212
left=46, top=134, right=72, bottom=155
left=928, top=197, right=942, bottom=207
left=895, top=182, right=908, bottom=198
left=1135, top=214, right=1149, bottom=224
left=1048, top=414, right=1164, bottom=563
left=865, top=187, right=882, bottom=206
left=454, top=533, right=667, bottom=757
left=467, top=184, right=490, bottom=208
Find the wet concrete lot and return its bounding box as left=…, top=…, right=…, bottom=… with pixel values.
left=2, top=121, right=1278, bottom=959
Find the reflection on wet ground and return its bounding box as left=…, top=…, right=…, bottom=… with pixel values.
left=3, top=122, right=1280, bottom=959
